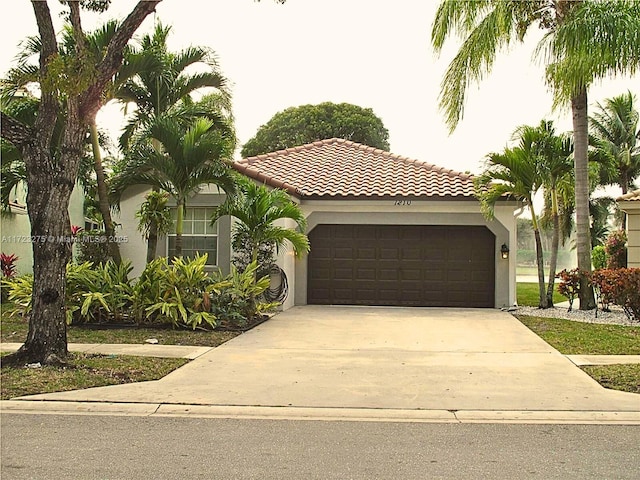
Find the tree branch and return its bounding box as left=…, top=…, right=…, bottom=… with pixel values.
left=82, top=0, right=162, bottom=117
left=30, top=0, right=59, bottom=147
left=67, top=1, right=90, bottom=66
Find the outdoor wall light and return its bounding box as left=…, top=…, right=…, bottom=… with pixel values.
left=501, top=244, right=509, bottom=259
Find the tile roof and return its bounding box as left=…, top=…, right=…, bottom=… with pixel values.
left=617, top=189, right=640, bottom=202
left=233, top=138, right=476, bottom=199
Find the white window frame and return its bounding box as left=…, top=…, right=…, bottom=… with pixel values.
left=167, top=207, right=219, bottom=266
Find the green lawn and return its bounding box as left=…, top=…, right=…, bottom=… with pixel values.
left=1, top=352, right=188, bottom=400
left=580, top=365, right=640, bottom=394
left=1, top=315, right=239, bottom=347
left=516, top=315, right=640, bottom=355
left=517, top=282, right=566, bottom=307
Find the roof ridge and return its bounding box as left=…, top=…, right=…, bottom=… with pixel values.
left=241, top=138, right=344, bottom=163
left=241, top=138, right=472, bottom=180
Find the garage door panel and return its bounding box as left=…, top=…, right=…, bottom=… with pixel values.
left=308, top=225, right=495, bottom=307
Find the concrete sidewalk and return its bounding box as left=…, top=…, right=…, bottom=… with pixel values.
left=0, top=342, right=212, bottom=360
left=3, top=306, right=638, bottom=424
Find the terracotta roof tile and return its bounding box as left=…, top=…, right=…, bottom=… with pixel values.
left=233, top=138, right=476, bottom=199
left=617, top=189, right=640, bottom=201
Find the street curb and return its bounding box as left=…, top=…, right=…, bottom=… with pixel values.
left=2, top=400, right=639, bottom=425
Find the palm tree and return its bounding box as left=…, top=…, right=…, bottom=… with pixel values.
left=117, top=22, right=231, bottom=150
left=475, top=129, right=547, bottom=308
left=590, top=91, right=640, bottom=229
left=432, top=0, right=640, bottom=309
left=114, top=22, right=232, bottom=261
left=135, top=190, right=173, bottom=263
left=211, top=176, right=310, bottom=268
left=211, top=176, right=310, bottom=311
left=521, top=121, right=574, bottom=307
left=110, top=116, right=236, bottom=257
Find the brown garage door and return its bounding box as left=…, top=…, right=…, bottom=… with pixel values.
left=307, top=224, right=495, bottom=307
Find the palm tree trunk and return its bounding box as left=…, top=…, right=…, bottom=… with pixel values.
left=146, top=218, right=159, bottom=263
left=531, top=209, right=548, bottom=309
left=89, top=121, right=122, bottom=266
left=145, top=186, right=161, bottom=263
left=572, top=88, right=596, bottom=309
left=621, top=172, right=628, bottom=230
left=546, top=189, right=560, bottom=307
left=174, top=198, right=184, bottom=257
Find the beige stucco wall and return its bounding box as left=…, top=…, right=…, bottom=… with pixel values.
left=0, top=182, right=85, bottom=275
left=619, top=201, right=640, bottom=268
left=285, top=199, right=518, bottom=309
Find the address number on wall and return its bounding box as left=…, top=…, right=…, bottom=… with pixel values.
left=394, top=200, right=412, bottom=205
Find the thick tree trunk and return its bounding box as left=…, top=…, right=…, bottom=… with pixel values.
left=572, top=89, right=596, bottom=309
left=89, top=121, right=122, bottom=265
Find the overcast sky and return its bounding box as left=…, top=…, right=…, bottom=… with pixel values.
left=1, top=0, right=637, bottom=175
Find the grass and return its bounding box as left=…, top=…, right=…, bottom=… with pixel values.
left=516, top=315, right=640, bottom=355
left=0, top=310, right=240, bottom=400
left=517, top=315, right=640, bottom=395
left=517, top=282, right=566, bottom=307
left=1, top=352, right=188, bottom=400
left=1, top=316, right=240, bottom=347
left=580, top=365, right=640, bottom=395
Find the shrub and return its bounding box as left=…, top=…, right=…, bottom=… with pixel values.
left=131, top=255, right=222, bottom=329
left=231, top=230, right=275, bottom=280
left=604, top=230, right=627, bottom=269
left=591, top=245, right=607, bottom=270
left=66, top=261, right=134, bottom=324
left=209, top=261, right=279, bottom=329
left=555, top=268, right=585, bottom=312
left=1, top=253, right=19, bottom=302
left=590, top=268, right=640, bottom=322
left=3, top=274, right=33, bottom=319
left=75, top=229, right=112, bottom=265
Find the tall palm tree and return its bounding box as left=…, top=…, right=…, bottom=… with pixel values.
left=475, top=130, right=547, bottom=308
left=117, top=22, right=231, bottom=150
left=590, top=91, right=640, bottom=229
left=520, top=121, right=574, bottom=306
left=432, top=0, right=640, bottom=310
left=110, top=116, right=236, bottom=257
left=115, top=22, right=232, bottom=261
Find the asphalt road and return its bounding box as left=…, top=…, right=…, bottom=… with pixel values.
left=1, top=414, right=639, bottom=479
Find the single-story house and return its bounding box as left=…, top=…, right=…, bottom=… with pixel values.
left=617, top=189, right=640, bottom=268
left=117, top=138, right=520, bottom=309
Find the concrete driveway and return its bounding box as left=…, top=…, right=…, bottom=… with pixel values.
left=20, top=306, right=639, bottom=414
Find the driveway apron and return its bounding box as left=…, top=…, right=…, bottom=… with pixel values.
left=21, top=306, right=640, bottom=412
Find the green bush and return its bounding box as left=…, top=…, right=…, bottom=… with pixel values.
left=592, top=246, right=607, bottom=270
left=2, top=256, right=278, bottom=330
left=132, top=255, right=223, bottom=330
left=66, top=261, right=134, bottom=324
left=209, top=261, right=279, bottom=329
left=75, top=230, right=112, bottom=265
